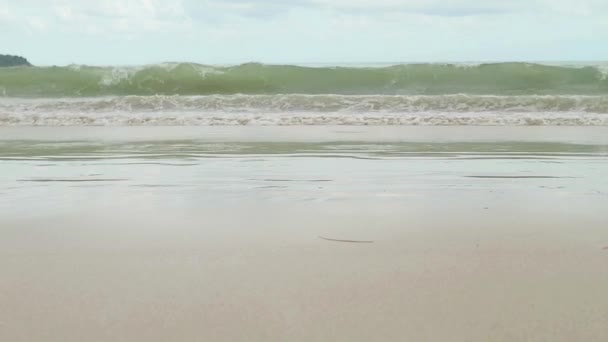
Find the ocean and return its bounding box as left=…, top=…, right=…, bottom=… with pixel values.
left=1, top=62, right=608, bottom=126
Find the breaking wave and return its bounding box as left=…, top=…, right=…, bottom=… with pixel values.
left=1, top=95, right=608, bottom=126
left=3, top=94, right=608, bottom=113
left=1, top=62, right=607, bottom=97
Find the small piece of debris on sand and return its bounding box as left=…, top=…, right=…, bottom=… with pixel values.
left=319, top=236, right=374, bottom=243
left=602, top=246, right=608, bottom=250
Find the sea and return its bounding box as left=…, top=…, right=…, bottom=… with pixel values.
left=1, top=60, right=608, bottom=217
left=1, top=61, right=608, bottom=126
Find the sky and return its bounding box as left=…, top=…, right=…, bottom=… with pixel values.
left=1, top=0, right=607, bottom=65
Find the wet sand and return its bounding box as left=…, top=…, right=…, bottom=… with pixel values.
left=1, top=126, right=608, bottom=341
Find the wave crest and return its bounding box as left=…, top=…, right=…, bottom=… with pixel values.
left=1, top=62, right=607, bottom=97
left=3, top=94, right=608, bottom=113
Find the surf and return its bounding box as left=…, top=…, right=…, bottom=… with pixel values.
left=1, top=62, right=607, bottom=97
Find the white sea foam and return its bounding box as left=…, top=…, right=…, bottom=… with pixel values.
left=1, top=110, right=607, bottom=126
left=1, top=95, right=607, bottom=126
left=2, top=95, right=608, bottom=113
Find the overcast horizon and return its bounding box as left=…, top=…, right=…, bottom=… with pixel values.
left=1, top=0, right=607, bottom=66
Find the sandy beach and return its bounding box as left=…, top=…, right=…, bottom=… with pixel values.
left=1, top=126, right=608, bottom=341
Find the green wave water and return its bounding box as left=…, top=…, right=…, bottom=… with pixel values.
left=1, top=62, right=607, bottom=97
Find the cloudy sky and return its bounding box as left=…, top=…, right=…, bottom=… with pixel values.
left=1, top=0, right=607, bottom=65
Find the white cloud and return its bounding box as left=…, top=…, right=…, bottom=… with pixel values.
left=0, top=5, right=13, bottom=26
left=187, top=0, right=608, bottom=18
left=26, top=16, right=47, bottom=31
left=3, top=0, right=607, bottom=28
left=50, top=0, right=191, bottom=35
left=312, top=0, right=524, bottom=16
left=1, top=0, right=607, bottom=64
left=0, top=0, right=191, bottom=36
left=185, top=0, right=519, bottom=19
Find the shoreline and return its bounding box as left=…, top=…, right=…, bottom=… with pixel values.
left=2, top=125, right=608, bottom=144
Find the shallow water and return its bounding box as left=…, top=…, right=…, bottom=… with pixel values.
left=2, top=126, right=608, bottom=342
left=2, top=126, right=607, bottom=221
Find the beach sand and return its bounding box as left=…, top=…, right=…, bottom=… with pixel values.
left=1, top=126, right=608, bottom=341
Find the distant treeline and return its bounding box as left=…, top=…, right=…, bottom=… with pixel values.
left=0, top=54, right=31, bottom=67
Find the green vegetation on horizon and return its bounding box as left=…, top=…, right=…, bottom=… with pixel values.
left=0, top=54, right=31, bottom=67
